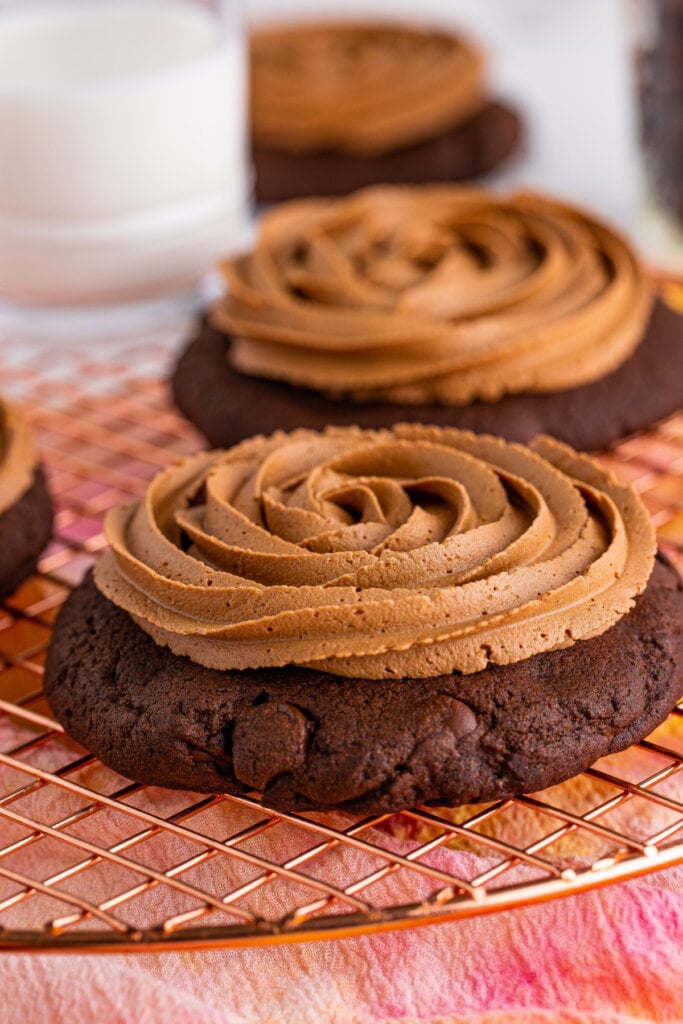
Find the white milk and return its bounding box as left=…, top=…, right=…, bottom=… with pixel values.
left=0, top=0, right=248, bottom=306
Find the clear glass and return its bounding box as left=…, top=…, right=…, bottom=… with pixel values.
left=0, top=0, right=249, bottom=341
left=632, top=0, right=683, bottom=273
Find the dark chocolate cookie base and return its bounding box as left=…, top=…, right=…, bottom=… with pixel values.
left=253, top=100, right=522, bottom=202
left=44, top=558, right=683, bottom=815
left=0, top=468, right=53, bottom=601
left=172, top=298, right=683, bottom=453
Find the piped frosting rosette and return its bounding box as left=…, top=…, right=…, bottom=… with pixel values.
left=94, top=425, right=656, bottom=681
left=0, top=398, right=37, bottom=517
left=250, top=23, right=486, bottom=156
left=215, top=187, right=653, bottom=405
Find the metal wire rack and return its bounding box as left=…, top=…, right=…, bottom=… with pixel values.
left=0, top=336, right=681, bottom=953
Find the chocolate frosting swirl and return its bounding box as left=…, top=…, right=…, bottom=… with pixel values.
left=0, top=398, right=37, bottom=517
left=214, top=187, right=654, bottom=405
left=250, top=22, right=486, bottom=156
left=94, top=425, right=656, bottom=680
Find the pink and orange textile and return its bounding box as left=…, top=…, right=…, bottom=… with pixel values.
left=2, top=848, right=683, bottom=1024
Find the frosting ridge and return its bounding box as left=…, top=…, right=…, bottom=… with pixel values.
left=0, top=398, right=37, bottom=517
left=94, top=425, right=656, bottom=680
left=250, top=22, right=486, bottom=156
left=214, top=187, right=654, bottom=405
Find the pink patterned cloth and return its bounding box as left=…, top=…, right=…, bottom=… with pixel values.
left=2, top=830, right=682, bottom=1023
left=2, top=707, right=683, bottom=1023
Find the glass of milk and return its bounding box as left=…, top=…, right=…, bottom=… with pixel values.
left=0, top=0, right=248, bottom=340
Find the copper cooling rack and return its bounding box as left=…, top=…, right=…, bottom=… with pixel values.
left=0, top=340, right=682, bottom=953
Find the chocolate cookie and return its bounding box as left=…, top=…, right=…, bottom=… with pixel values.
left=250, top=22, right=522, bottom=202
left=0, top=468, right=53, bottom=601
left=254, top=101, right=522, bottom=203
left=44, top=557, right=683, bottom=815
left=172, top=298, right=683, bottom=453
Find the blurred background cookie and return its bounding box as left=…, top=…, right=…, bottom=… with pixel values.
left=0, top=398, right=52, bottom=601
left=250, top=21, right=522, bottom=201
left=173, top=185, right=683, bottom=451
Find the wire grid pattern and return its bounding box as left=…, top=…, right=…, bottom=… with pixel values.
left=0, top=341, right=681, bottom=953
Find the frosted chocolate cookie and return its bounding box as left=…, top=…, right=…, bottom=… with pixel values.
left=44, top=425, right=682, bottom=813
left=251, top=22, right=521, bottom=201
left=172, top=186, right=683, bottom=451
left=0, top=398, right=52, bottom=601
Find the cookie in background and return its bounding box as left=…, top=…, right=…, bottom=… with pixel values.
left=0, top=398, right=53, bottom=601
left=173, top=185, right=683, bottom=452
left=250, top=21, right=522, bottom=202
